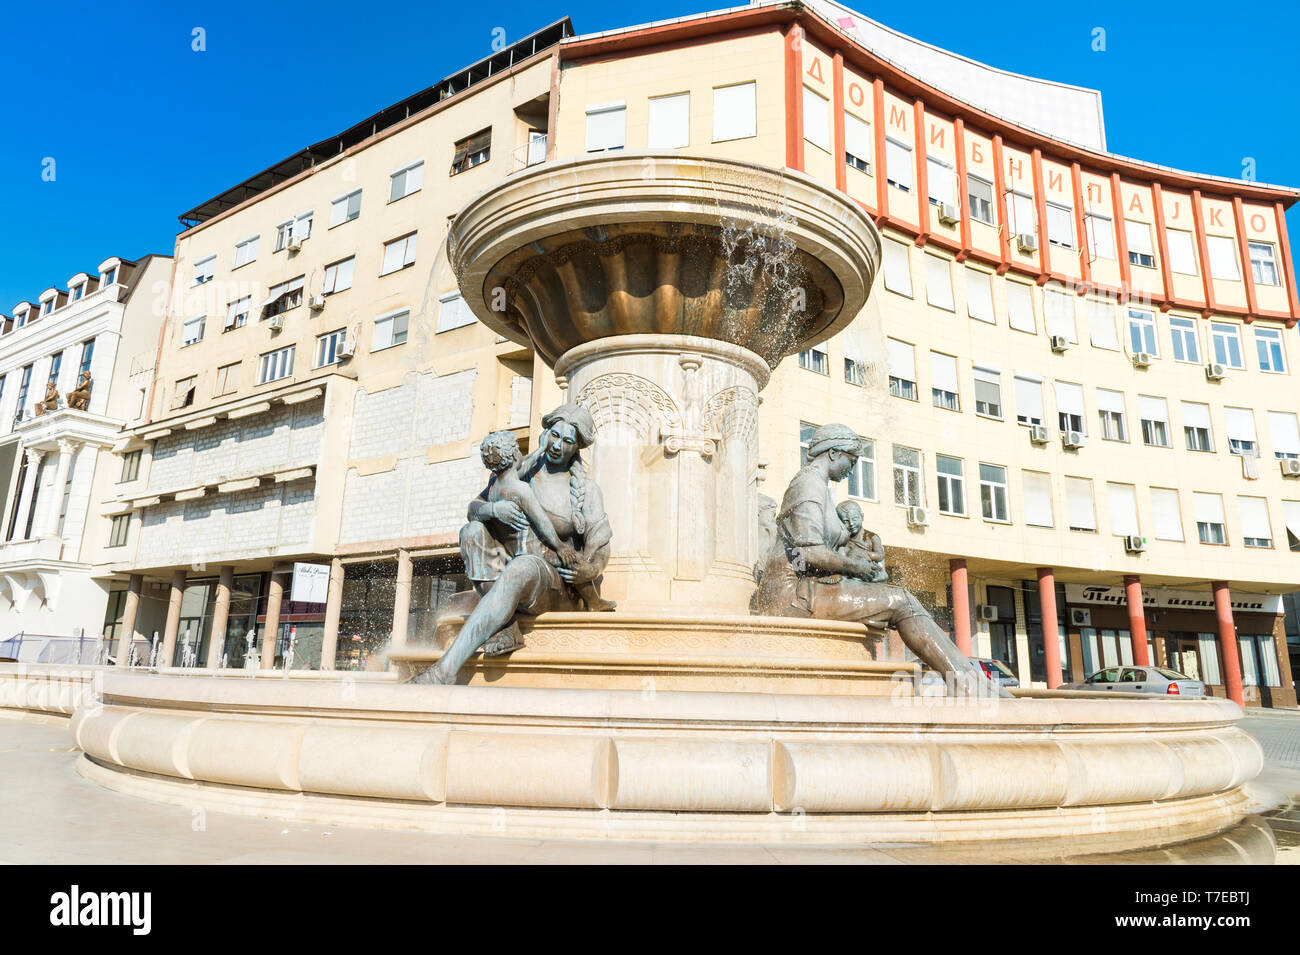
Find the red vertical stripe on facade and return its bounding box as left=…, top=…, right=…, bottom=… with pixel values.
left=1070, top=163, right=1090, bottom=289
left=784, top=25, right=804, bottom=172
left=1031, top=149, right=1048, bottom=284
left=1151, top=183, right=1174, bottom=309
left=953, top=118, right=971, bottom=262
left=991, top=134, right=1010, bottom=274
left=1191, top=190, right=1217, bottom=316
left=1275, top=202, right=1300, bottom=327
left=873, top=78, right=888, bottom=220
left=832, top=52, right=846, bottom=193
left=913, top=99, right=929, bottom=245
left=1232, top=197, right=1258, bottom=322
left=1110, top=174, right=1132, bottom=305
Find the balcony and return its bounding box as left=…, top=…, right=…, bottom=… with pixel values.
left=511, top=135, right=548, bottom=172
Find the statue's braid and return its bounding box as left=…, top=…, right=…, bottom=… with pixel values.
left=570, top=457, right=588, bottom=537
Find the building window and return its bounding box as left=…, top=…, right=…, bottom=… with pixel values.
left=1006, top=281, right=1035, bottom=333
left=13, top=364, right=32, bottom=425
left=1007, top=191, right=1035, bottom=236
left=41, top=299, right=55, bottom=316
left=924, top=254, right=954, bottom=311
left=71, top=283, right=84, bottom=301
left=261, top=277, right=305, bottom=319
left=927, top=156, right=954, bottom=208
left=882, top=238, right=912, bottom=297
left=843, top=356, right=865, bottom=385
left=935, top=454, right=965, bottom=516
left=1097, top=389, right=1127, bottom=441
left=1125, top=220, right=1155, bottom=268
left=173, top=375, right=196, bottom=409
left=214, top=362, right=240, bottom=397
left=847, top=437, right=876, bottom=500
left=973, top=366, right=1001, bottom=419
left=225, top=295, right=251, bottom=331
left=1127, top=309, right=1157, bottom=356
left=1210, top=321, right=1244, bottom=369
left=585, top=102, right=627, bottom=152
left=1267, top=411, right=1300, bottom=459
left=1085, top=213, right=1115, bottom=260
left=892, top=445, right=922, bottom=507
left=844, top=113, right=871, bottom=173
left=322, top=257, right=355, bottom=295
left=1167, top=229, right=1198, bottom=275
left=380, top=233, right=418, bottom=276
left=258, top=345, right=295, bottom=385
left=1181, top=401, right=1214, bottom=452
left=979, top=463, right=1009, bottom=522
left=1084, top=298, right=1120, bottom=351
left=798, top=345, right=828, bottom=375
left=799, top=421, right=818, bottom=465
left=1150, top=487, right=1183, bottom=541
left=181, top=315, right=205, bottom=347
left=316, top=329, right=348, bottom=367
left=1255, top=326, right=1286, bottom=373
left=193, top=256, right=215, bottom=285
left=1193, top=492, right=1227, bottom=545
left=1238, top=634, right=1283, bottom=687
left=1169, top=316, right=1200, bottom=363
left=648, top=93, right=690, bottom=149
left=436, top=293, right=475, bottom=332
left=885, top=137, right=912, bottom=192
left=1285, top=501, right=1300, bottom=552
left=802, top=86, right=830, bottom=152
left=330, top=189, right=362, bottom=227
left=1014, top=375, right=1044, bottom=427
left=1107, top=483, right=1140, bottom=538
left=78, top=339, right=94, bottom=380
left=233, top=235, right=259, bottom=268
left=1249, top=241, right=1280, bottom=286
left=1206, top=235, right=1241, bottom=281
left=450, top=131, right=491, bottom=175
left=1055, top=381, right=1085, bottom=434
left=1043, top=288, right=1076, bottom=343
left=389, top=160, right=425, bottom=201
left=373, top=309, right=409, bottom=351
left=965, top=269, right=994, bottom=323
left=107, top=514, right=129, bottom=548
left=1065, top=476, right=1097, bottom=532
left=119, top=450, right=141, bottom=483
left=968, top=175, right=994, bottom=225
left=886, top=339, right=916, bottom=400
left=46, top=353, right=62, bottom=388
left=1238, top=496, right=1272, bottom=548
left=712, top=83, right=756, bottom=142
left=1224, top=407, right=1258, bottom=457
left=1139, top=396, right=1171, bottom=447
left=273, top=213, right=313, bottom=252
left=1022, top=471, right=1054, bottom=528
left=1045, top=202, right=1074, bottom=248
left=930, top=352, right=959, bottom=411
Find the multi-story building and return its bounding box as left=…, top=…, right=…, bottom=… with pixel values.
left=96, top=3, right=1298, bottom=705
left=0, top=255, right=170, bottom=660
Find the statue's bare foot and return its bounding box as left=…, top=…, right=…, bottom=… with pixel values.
left=410, top=662, right=457, bottom=685
left=584, top=594, right=617, bottom=612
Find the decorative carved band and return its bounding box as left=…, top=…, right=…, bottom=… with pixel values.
left=575, top=373, right=683, bottom=442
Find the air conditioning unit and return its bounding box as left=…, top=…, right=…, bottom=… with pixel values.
left=287, top=237, right=304, bottom=253
left=268, top=315, right=285, bottom=331
left=976, top=604, right=998, bottom=622
left=1070, top=607, right=1092, bottom=627
left=906, top=505, right=930, bottom=527
left=1281, top=457, right=1300, bottom=477
left=1062, top=430, right=1085, bottom=449
left=1205, top=362, right=1226, bottom=381
left=937, top=202, right=960, bottom=226
left=1016, top=232, right=1038, bottom=253
left=309, top=294, right=326, bottom=310
left=336, top=337, right=356, bottom=359
left=1131, top=352, right=1153, bottom=368
left=1050, top=335, right=1070, bottom=353
left=1029, top=425, right=1050, bottom=445
left=1124, top=535, right=1147, bottom=554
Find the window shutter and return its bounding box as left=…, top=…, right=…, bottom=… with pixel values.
left=1054, top=381, right=1085, bottom=417
left=965, top=269, right=993, bottom=323
left=1224, top=407, right=1257, bottom=443
left=1006, top=281, right=1035, bottom=332
left=802, top=87, right=830, bottom=151
left=1096, top=389, right=1124, bottom=415
left=1151, top=488, right=1183, bottom=541
left=1044, top=289, right=1075, bottom=341
left=1125, top=220, right=1154, bottom=256
left=1237, top=497, right=1271, bottom=540
left=886, top=338, right=915, bottom=381
left=1086, top=299, right=1120, bottom=350
left=1283, top=501, right=1300, bottom=547
left=924, top=254, right=954, bottom=310
left=1268, top=412, right=1300, bottom=456
left=882, top=239, right=913, bottom=296
left=1139, top=396, right=1168, bottom=424
left=930, top=352, right=958, bottom=393
left=1014, top=376, right=1043, bottom=421
left=844, top=113, right=871, bottom=162
left=1107, top=483, right=1139, bottom=536
left=712, top=84, right=755, bottom=141
left=1193, top=492, right=1225, bottom=527
left=1167, top=229, right=1198, bottom=274
left=648, top=93, right=690, bottom=149
left=885, top=139, right=913, bottom=190
left=1065, top=477, right=1096, bottom=531
left=1181, top=402, right=1211, bottom=432
left=1022, top=471, right=1053, bottom=527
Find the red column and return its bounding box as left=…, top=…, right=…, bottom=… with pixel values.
left=1123, top=574, right=1151, bottom=666
left=950, top=559, right=971, bottom=656
left=1213, top=581, right=1245, bottom=706
left=1038, top=568, right=1063, bottom=688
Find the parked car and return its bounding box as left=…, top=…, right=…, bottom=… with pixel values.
left=1062, top=666, right=1206, bottom=697
left=970, top=658, right=1020, bottom=688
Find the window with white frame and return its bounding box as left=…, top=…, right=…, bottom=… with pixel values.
left=892, top=445, right=923, bottom=507
left=1169, top=316, right=1200, bottom=363
left=1127, top=308, right=1158, bottom=356
left=847, top=437, right=876, bottom=500
left=935, top=454, right=965, bottom=516
left=885, top=137, right=912, bottom=192
left=175, top=376, right=196, bottom=410
left=1206, top=235, right=1240, bottom=280
left=1065, top=476, right=1097, bottom=532
left=798, top=345, right=828, bottom=375
left=887, top=338, right=917, bottom=400
left=882, top=238, right=912, bottom=297
left=1097, top=389, right=1127, bottom=441
left=258, top=345, right=295, bottom=385
left=330, top=189, right=362, bottom=227
left=1006, top=191, right=1034, bottom=237
left=1006, top=280, right=1036, bottom=333
left=380, top=233, right=418, bottom=275
left=1022, top=471, right=1054, bottom=528
left=927, top=156, right=955, bottom=208
left=261, top=276, right=304, bottom=318
left=1125, top=220, right=1155, bottom=268
left=924, top=254, right=954, bottom=311
left=1285, top=501, right=1300, bottom=552
left=1238, top=496, right=1272, bottom=548
left=1167, top=228, right=1198, bottom=275
left=181, top=315, right=205, bottom=347
left=1045, top=202, right=1074, bottom=248
left=1249, top=241, right=1280, bottom=285
left=1224, top=406, right=1258, bottom=457
left=322, top=257, right=355, bottom=295
left=1139, top=396, right=1171, bottom=447
left=1255, top=326, right=1286, bottom=373
left=1085, top=213, right=1115, bottom=259
left=1044, top=288, right=1076, bottom=343
left=224, top=295, right=251, bottom=331
left=1267, top=411, right=1300, bottom=459
left=71, top=282, right=84, bottom=301
left=647, top=93, right=690, bottom=149
left=389, top=160, right=425, bottom=203
left=965, top=268, right=993, bottom=323
left=1107, top=483, right=1140, bottom=537
left=193, top=255, right=215, bottom=285
left=844, top=113, right=871, bottom=172
left=233, top=235, right=259, bottom=268
left=373, top=309, right=409, bottom=351
left=968, top=175, right=995, bottom=225
left=1181, top=401, right=1214, bottom=451
left=802, top=86, right=830, bottom=152
left=1193, top=492, right=1227, bottom=545
left=799, top=421, right=818, bottom=465
left=101, top=266, right=117, bottom=286
left=275, top=212, right=313, bottom=250
left=1150, top=487, right=1183, bottom=541
left=842, top=337, right=865, bottom=385
left=1085, top=298, right=1120, bottom=350
left=316, top=328, right=348, bottom=367
left=930, top=352, right=959, bottom=411
left=973, top=366, right=1002, bottom=419
left=214, top=362, right=240, bottom=397
left=979, top=463, right=1009, bottom=522
left=437, top=293, right=475, bottom=333
left=1014, top=375, right=1044, bottom=427
left=1211, top=321, right=1244, bottom=368
left=712, top=83, right=756, bottom=142
left=1055, top=381, right=1085, bottom=434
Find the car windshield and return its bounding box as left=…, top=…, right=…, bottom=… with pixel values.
left=1153, top=667, right=1191, bottom=681
left=989, top=660, right=1016, bottom=678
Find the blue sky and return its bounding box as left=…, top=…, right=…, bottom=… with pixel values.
left=2, top=0, right=1295, bottom=308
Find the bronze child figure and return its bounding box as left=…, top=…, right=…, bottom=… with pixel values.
left=835, top=500, right=889, bottom=583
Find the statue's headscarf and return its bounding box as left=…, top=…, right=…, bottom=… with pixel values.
left=806, top=423, right=864, bottom=460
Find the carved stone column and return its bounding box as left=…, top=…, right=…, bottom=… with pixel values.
left=15, top=449, right=44, bottom=540
left=39, top=439, right=78, bottom=538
